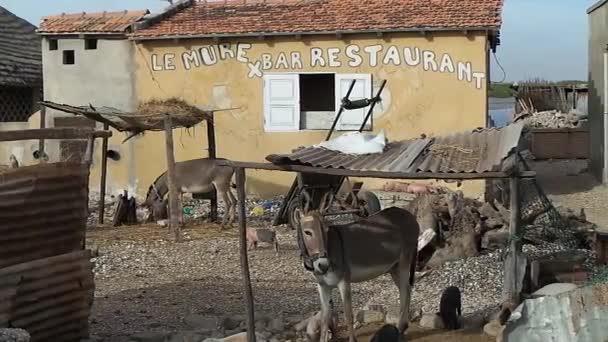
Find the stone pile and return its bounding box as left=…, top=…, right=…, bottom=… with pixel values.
left=519, top=110, right=587, bottom=129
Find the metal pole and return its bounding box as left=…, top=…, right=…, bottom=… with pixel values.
left=98, top=123, right=109, bottom=225
left=326, top=79, right=356, bottom=141
left=358, top=79, right=387, bottom=132
left=236, top=167, right=256, bottom=342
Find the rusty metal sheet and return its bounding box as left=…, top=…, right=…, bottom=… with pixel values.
left=0, top=250, right=94, bottom=341
left=0, top=162, right=89, bottom=269
left=266, top=123, right=524, bottom=174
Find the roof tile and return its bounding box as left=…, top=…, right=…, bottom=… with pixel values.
left=133, top=0, right=504, bottom=39
left=39, top=10, right=149, bottom=34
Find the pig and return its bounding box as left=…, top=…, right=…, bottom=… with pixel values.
left=246, top=228, right=279, bottom=254
left=370, top=324, right=400, bottom=342
left=406, top=182, right=436, bottom=194
left=439, top=286, right=462, bottom=330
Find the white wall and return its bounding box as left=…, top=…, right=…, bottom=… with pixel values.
left=42, top=36, right=138, bottom=193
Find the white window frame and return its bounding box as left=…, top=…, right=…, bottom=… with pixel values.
left=335, top=73, right=373, bottom=131
left=263, top=73, right=301, bottom=132
left=262, top=72, right=373, bottom=132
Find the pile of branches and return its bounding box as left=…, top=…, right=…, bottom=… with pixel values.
left=410, top=190, right=593, bottom=271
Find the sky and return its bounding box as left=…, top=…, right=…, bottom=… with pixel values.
left=0, top=0, right=597, bottom=83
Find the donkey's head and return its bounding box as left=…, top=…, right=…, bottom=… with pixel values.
left=297, top=192, right=331, bottom=275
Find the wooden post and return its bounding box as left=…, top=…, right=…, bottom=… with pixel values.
left=503, top=176, right=526, bottom=304
left=207, top=114, right=218, bottom=222
left=98, top=123, right=110, bottom=225
left=84, top=136, right=95, bottom=165
left=236, top=167, right=255, bottom=342
left=164, top=115, right=181, bottom=242
left=38, top=106, right=46, bottom=160
left=207, top=113, right=217, bottom=159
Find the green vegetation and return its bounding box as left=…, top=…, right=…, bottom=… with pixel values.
left=489, top=83, right=515, bottom=98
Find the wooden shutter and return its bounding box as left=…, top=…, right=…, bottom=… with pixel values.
left=335, top=74, right=372, bottom=131
left=263, top=74, right=300, bottom=131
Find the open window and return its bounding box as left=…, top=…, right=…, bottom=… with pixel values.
left=62, top=50, right=75, bottom=65
left=85, top=38, right=98, bottom=50
left=263, top=73, right=372, bottom=132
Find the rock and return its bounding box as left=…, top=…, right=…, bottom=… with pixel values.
left=184, top=314, right=218, bottom=331
left=293, top=316, right=310, bottom=332
left=129, top=331, right=169, bottom=342
left=426, top=232, right=479, bottom=269
left=356, top=309, right=385, bottom=324
left=167, top=331, right=206, bottom=342
left=0, top=329, right=30, bottom=342
left=531, top=283, right=578, bottom=297
left=419, top=313, right=444, bottom=329
left=268, top=317, right=285, bottom=333
left=460, top=313, right=486, bottom=330
left=482, top=228, right=510, bottom=250
left=222, top=315, right=245, bottom=330
left=385, top=305, right=401, bottom=326
left=483, top=319, right=502, bottom=337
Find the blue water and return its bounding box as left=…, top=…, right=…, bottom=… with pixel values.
left=489, top=97, right=516, bottom=128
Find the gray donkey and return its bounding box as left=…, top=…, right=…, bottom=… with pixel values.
left=142, top=158, right=236, bottom=228
left=297, top=197, right=419, bottom=342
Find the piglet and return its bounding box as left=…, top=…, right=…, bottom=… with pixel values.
left=407, top=182, right=435, bottom=194
left=306, top=311, right=338, bottom=342
left=246, top=228, right=279, bottom=254
left=371, top=324, right=400, bottom=342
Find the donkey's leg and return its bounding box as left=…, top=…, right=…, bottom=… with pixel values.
left=218, top=189, right=231, bottom=229
left=337, top=280, right=357, bottom=342
left=390, top=251, right=416, bottom=334
left=317, top=284, right=333, bottom=342
left=226, top=188, right=237, bottom=227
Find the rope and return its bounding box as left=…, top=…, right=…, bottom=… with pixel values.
left=429, top=144, right=474, bottom=155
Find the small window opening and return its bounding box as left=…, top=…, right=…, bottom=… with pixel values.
left=85, top=38, right=98, bottom=50
left=63, top=50, right=75, bottom=65
left=49, top=39, right=58, bottom=51
left=299, top=74, right=335, bottom=111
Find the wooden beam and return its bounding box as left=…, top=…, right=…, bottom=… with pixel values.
left=164, top=115, right=181, bottom=242
left=236, top=167, right=256, bottom=342
left=503, top=177, right=526, bottom=303
left=0, top=128, right=111, bottom=142
left=38, top=106, right=46, bottom=159
left=215, top=161, right=537, bottom=180
left=98, top=123, right=110, bottom=225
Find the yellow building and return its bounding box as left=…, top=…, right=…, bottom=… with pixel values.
left=49, top=0, right=505, bottom=198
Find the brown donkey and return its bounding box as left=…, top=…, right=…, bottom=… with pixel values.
left=297, top=200, right=419, bottom=342
left=142, top=158, right=236, bottom=228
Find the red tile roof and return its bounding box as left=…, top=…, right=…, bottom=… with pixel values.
left=133, top=0, right=503, bottom=39
left=38, top=10, right=150, bottom=34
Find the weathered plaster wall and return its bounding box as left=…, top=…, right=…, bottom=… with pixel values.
left=41, top=37, right=139, bottom=194
left=123, top=32, right=488, bottom=198
left=588, top=4, right=608, bottom=182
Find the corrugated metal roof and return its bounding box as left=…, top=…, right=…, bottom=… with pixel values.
left=0, top=250, right=94, bottom=342
left=0, top=6, right=41, bottom=86
left=0, top=162, right=89, bottom=268
left=38, top=10, right=149, bottom=34
left=266, top=123, right=524, bottom=174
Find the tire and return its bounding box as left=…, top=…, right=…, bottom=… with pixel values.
left=287, top=197, right=301, bottom=230
left=356, top=190, right=381, bottom=217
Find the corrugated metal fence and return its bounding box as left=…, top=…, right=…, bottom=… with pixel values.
left=0, top=162, right=93, bottom=342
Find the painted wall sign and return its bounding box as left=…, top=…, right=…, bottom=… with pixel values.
left=150, top=42, right=487, bottom=89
